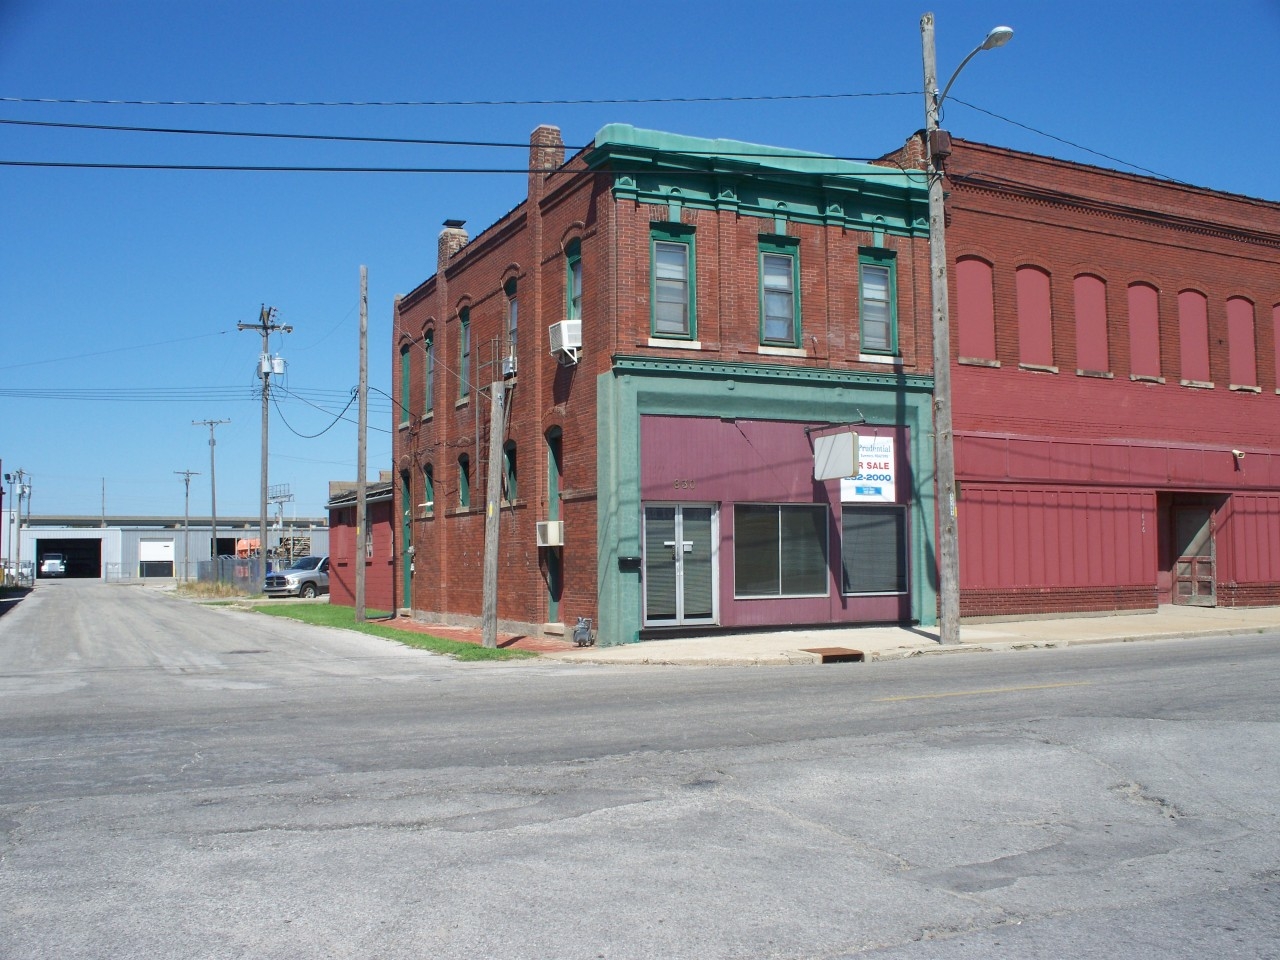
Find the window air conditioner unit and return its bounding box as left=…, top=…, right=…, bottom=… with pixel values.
left=502, top=354, right=517, bottom=377
left=536, top=520, right=564, bottom=548
left=548, top=319, right=582, bottom=364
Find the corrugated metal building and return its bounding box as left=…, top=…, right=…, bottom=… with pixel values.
left=14, top=516, right=329, bottom=581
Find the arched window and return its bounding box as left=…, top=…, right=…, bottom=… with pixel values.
left=1227, top=297, right=1257, bottom=389
left=1073, top=274, right=1109, bottom=374
left=956, top=256, right=996, bottom=362
left=503, top=440, right=518, bottom=502
left=458, top=308, right=471, bottom=399
left=565, top=241, right=582, bottom=323
left=1016, top=265, right=1053, bottom=367
left=1178, top=290, right=1210, bottom=384
left=423, top=330, right=435, bottom=415
left=504, top=279, right=518, bottom=373
left=545, top=427, right=563, bottom=521
left=1126, top=282, right=1161, bottom=379
left=398, top=345, right=411, bottom=425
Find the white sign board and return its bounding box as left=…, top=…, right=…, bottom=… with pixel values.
left=840, top=435, right=896, bottom=503
left=812, top=431, right=858, bottom=481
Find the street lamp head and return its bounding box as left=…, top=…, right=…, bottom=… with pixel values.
left=982, top=26, right=1014, bottom=50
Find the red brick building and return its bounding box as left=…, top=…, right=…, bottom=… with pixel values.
left=391, top=125, right=937, bottom=645
left=887, top=134, right=1280, bottom=616
left=327, top=476, right=396, bottom=613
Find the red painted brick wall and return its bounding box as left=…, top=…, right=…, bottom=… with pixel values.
left=885, top=135, right=1280, bottom=615
left=393, top=129, right=934, bottom=633
left=328, top=498, right=396, bottom=613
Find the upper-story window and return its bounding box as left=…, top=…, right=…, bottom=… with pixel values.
left=458, top=454, right=471, bottom=509
left=423, top=330, right=435, bottom=415
left=1016, top=266, right=1054, bottom=368
left=503, top=440, right=518, bottom=502
left=956, top=256, right=996, bottom=363
left=1178, top=289, right=1211, bottom=385
left=422, top=463, right=434, bottom=517
left=566, top=240, right=582, bottom=323
left=1126, top=283, right=1161, bottom=380
left=1227, top=296, right=1258, bottom=389
left=1073, top=274, right=1110, bottom=375
left=759, top=236, right=800, bottom=347
left=504, top=279, right=518, bottom=370
left=859, top=248, right=897, bottom=355
left=398, top=345, right=411, bottom=426
left=458, top=307, right=471, bottom=400
left=651, top=223, right=696, bottom=339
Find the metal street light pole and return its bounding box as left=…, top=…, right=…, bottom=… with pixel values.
left=921, top=13, right=1013, bottom=644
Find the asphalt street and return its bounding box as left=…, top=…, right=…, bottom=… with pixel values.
left=2, top=580, right=1278, bottom=959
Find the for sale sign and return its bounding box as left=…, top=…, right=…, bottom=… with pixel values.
left=840, top=434, right=896, bottom=503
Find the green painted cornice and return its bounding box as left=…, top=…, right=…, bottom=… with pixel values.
left=587, top=124, right=929, bottom=237
left=611, top=354, right=934, bottom=392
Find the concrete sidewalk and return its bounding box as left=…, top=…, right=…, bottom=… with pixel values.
left=543, top=604, right=1280, bottom=666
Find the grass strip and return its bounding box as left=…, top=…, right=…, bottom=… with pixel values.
left=248, top=603, right=537, bottom=661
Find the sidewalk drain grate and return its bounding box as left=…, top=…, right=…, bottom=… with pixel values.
left=802, top=647, right=865, bottom=664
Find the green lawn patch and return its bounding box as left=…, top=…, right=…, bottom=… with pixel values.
left=248, top=603, right=536, bottom=661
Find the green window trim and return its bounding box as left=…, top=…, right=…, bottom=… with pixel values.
left=758, top=235, right=801, bottom=347
left=422, top=464, right=434, bottom=517
left=859, top=248, right=898, bottom=355
left=565, top=240, right=582, bottom=323
left=398, top=346, right=411, bottom=426
left=458, top=308, right=471, bottom=399
left=503, top=440, right=518, bottom=502
left=423, top=332, right=435, bottom=415
left=650, top=223, right=696, bottom=340
left=458, top=454, right=471, bottom=509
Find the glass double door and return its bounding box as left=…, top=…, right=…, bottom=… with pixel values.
left=643, top=504, right=717, bottom=626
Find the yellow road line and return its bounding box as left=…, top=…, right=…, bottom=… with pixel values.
left=874, top=681, right=1092, bottom=703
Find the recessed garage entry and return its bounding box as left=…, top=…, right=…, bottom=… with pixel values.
left=138, top=539, right=175, bottom=578
left=36, top=538, right=103, bottom=579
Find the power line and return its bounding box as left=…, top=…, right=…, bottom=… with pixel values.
left=0, top=117, right=896, bottom=164
left=0, top=159, right=920, bottom=176
left=0, top=91, right=916, bottom=108
left=946, top=96, right=1189, bottom=185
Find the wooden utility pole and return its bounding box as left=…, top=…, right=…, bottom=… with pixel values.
left=238, top=306, right=292, bottom=582
left=175, top=470, right=199, bottom=582
left=193, top=420, right=229, bottom=567
left=356, top=266, right=368, bottom=622
left=921, top=13, right=1013, bottom=643
left=480, top=378, right=508, bottom=648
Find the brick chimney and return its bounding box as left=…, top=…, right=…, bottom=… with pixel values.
left=529, top=125, right=565, bottom=176
left=438, top=219, right=469, bottom=272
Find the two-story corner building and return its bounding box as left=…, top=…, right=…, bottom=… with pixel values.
left=390, top=124, right=936, bottom=645
left=885, top=134, right=1280, bottom=617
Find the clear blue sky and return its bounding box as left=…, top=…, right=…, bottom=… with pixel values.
left=2, top=0, right=1277, bottom=519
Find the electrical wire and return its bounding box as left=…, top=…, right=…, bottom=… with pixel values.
left=946, top=95, right=1189, bottom=185
left=0, top=329, right=232, bottom=370
left=271, top=385, right=359, bottom=439
left=0, top=92, right=916, bottom=108
left=0, top=116, right=898, bottom=165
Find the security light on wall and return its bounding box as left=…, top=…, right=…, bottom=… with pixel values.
left=1232, top=449, right=1246, bottom=460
